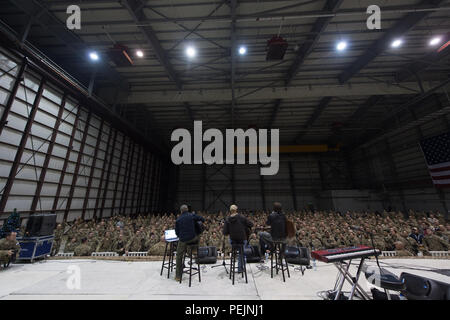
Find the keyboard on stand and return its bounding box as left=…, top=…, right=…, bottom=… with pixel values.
left=311, top=246, right=381, bottom=300
left=311, top=246, right=380, bottom=263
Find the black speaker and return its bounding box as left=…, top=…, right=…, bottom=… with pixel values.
left=400, top=272, right=450, bottom=300
left=197, top=246, right=217, bottom=264
left=285, top=246, right=310, bottom=266
left=244, top=245, right=261, bottom=263
left=25, top=214, right=56, bottom=237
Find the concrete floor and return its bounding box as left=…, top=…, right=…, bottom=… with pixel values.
left=0, top=258, right=449, bottom=300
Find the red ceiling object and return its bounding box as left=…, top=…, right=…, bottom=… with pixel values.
left=108, top=44, right=134, bottom=67
left=266, top=36, right=288, bottom=61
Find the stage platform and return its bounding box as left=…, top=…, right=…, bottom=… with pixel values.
left=0, top=258, right=449, bottom=300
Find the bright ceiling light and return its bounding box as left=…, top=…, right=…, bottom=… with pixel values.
left=186, top=46, right=197, bottom=58
left=136, top=50, right=144, bottom=58
left=429, top=37, right=442, bottom=46
left=391, top=39, right=403, bottom=48
left=239, top=46, right=247, bottom=55
left=89, top=51, right=99, bottom=61
left=336, top=41, right=348, bottom=51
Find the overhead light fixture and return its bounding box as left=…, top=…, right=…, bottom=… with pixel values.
left=186, top=46, right=197, bottom=58
left=391, top=39, right=403, bottom=48
left=336, top=41, right=348, bottom=51
left=429, top=36, right=442, bottom=46
left=239, top=46, right=247, bottom=55
left=89, top=51, right=99, bottom=61
left=136, top=49, right=144, bottom=58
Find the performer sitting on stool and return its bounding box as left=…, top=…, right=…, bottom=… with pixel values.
left=175, top=204, right=205, bottom=282
left=223, top=204, right=253, bottom=273
left=258, top=202, right=287, bottom=255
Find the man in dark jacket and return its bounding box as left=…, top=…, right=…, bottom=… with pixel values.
left=175, top=204, right=205, bottom=281
left=223, top=204, right=253, bottom=272
left=258, top=202, right=287, bottom=254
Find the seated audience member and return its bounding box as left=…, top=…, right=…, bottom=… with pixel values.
left=74, top=238, right=93, bottom=256
left=409, top=227, right=424, bottom=244
left=0, top=231, right=20, bottom=263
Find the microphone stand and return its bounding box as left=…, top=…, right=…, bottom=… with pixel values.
left=355, top=227, right=383, bottom=278
left=210, top=236, right=230, bottom=274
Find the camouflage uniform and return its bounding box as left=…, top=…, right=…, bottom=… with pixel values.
left=148, top=241, right=167, bottom=256
left=0, top=238, right=20, bottom=263
left=0, top=250, right=11, bottom=264
left=65, top=239, right=78, bottom=253
left=424, top=234, right=449, bottom=251
left=74, top=243, right=92, bottom=256
left=97, top=237, right=114, bottom=252
left=52, top=225, right=64, bottom=255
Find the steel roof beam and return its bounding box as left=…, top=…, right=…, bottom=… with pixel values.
left=292, top=96, right=332, bottom=144
left=338, top=0, right=446, bottom=84
left=285, top=0, right=344, bottom=86
left=121, top=0, right=182, bottom=90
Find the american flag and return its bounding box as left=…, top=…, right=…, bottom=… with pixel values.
left=420, top=132, right=450, bottom=188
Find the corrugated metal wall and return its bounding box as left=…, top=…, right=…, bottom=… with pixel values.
left=349, top=94, right=450, bottom=213
left=176, top=153, right=352, bottom=212
left=0, top=47, right=163, bottom=222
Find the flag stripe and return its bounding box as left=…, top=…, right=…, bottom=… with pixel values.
left=420, top=132, right=450, bottom=188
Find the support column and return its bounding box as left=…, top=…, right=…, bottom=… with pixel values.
left=384, top=139, right=408, bottom=216
left=64, top=110, right=92, bottom=221
left=0, top=77, right=45, bottom=213
left=82, top=119, right=105, bottom=219
left=119, top=140, right=134, bottom=215
left=30, top=93, right=67, bottom=213
left=146, top=155, right=155, bottom=213
left=231, top=165, right=236, bottom=204
left=0, top=57, right=27, bottom=138
left=136, top=152, right=148, bottom=214
left=318, top=159, right=327, bottom=191
left=288, top=161, right=298, bottom=211
left=111, top=134, right=126, bottom=216
left=259, top=165, right=266, bottom=211
left=202, top=164, right=206, bottom=212
left=98, top=128, right=117, bottom=219
left=130, top=145, right=142, bottom=214
left=52, top=105, right=81, bottom=216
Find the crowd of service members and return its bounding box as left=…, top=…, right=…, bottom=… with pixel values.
left=52, top=209, right=449, bottom=257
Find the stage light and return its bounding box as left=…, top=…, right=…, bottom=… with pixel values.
left=239, top=46, right=247, bottom=55
left=336, top=41, right=348, bottom=51
left=186, top=46, right=197, bottom=58
left=136, top=50, right=144, bottom=58
left=391, top=39, right=403, bottom=48
left=429, top=37, right=442, bottom=46
left=89, top=51, right=99, bottom=61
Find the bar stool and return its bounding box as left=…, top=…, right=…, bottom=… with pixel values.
left=160, top=240, right=178, bottom=278
left=180, top=243, right=201, bottom=287
left=229, top=242, right=248, bottom=285
left=270, top=241, right=290, bottom=282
